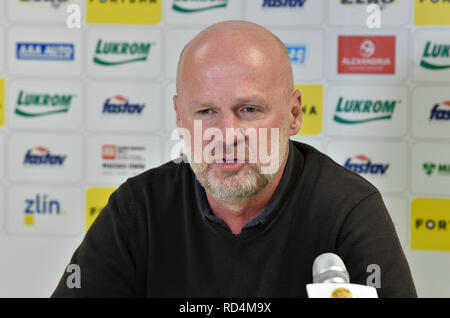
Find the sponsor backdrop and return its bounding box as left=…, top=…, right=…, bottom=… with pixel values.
left=0, top=0, right=448, bottom=297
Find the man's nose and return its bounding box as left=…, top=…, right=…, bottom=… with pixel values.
left=219, top=112, right=245, bottom=150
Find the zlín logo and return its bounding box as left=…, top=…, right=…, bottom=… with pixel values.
left=24, top=194, right=64, bottom=226
left=338, top=36, right=396, bottom=74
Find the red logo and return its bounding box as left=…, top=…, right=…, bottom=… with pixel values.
left=102, top=145, right=116, bottom=160
left=338, top=36, right=396, bottom=74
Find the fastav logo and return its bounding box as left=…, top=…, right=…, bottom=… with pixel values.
left=23, top=194, right=64, bottom=226
left=344, top=155, right=390, bottom=175
left=94, top=39, right=152, bottom=66
left=19, top=0, right=72, bottom=9
left=16, top=42, right=74, bottom=61
left=420, top=42, right=450, bottom=70
left=102, top=95, right=146, bottom=114
left=262, top=0, right=307, bottom=8
left=338, top=36, right=396, bottom=74
left=23, top=146, right=67, bottom=166
left=334, top=96, right=398, bottom=124
left=15, top=90, right=75, bottom=117
left=172, top=0, right=228, bottom=13
left=286, top=44, right=307, bottom=64
left=429, top=101, right=450, bottom=121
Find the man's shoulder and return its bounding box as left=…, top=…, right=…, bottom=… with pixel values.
left=291, top=140, right=379, bottom=200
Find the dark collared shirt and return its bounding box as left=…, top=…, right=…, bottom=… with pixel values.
left=194, top=140, right=294, bottom=232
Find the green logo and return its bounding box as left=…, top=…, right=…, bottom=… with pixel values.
left=15, top=90, right=74, bottom=117
left=94, top=39, right=152, bottom=66
left=172, top=0, right=228, bottom=13
left=420, top=41, right=450, bottom=70
left=423, top=162, right=450, bottom=176
left=333, top=97, right=397, bottom=124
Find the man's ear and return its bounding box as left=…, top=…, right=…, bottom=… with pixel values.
left=289, top=89, right=302, bottom=136
left=173, top=95, right=182, bottom=129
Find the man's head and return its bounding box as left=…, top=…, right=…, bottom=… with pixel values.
left=174, top=20, right=302, bottom=203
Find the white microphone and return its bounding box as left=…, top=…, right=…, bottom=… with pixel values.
left=306, top=253, right=378, bottom=298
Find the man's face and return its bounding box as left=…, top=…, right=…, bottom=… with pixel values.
left=175, top=40, right=293, bottom=203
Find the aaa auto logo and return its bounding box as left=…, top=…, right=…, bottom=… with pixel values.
left=338, top=35, right=396, bottom=74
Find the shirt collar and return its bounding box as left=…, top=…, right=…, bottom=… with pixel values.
left=194, top=140, right=295, bottom=232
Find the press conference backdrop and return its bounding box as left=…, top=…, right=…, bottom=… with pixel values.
left=0, top=0, right=449, bottom=297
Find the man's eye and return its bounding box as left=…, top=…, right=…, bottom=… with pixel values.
left=197, top=109, right=213, bottom=115
left=241, top=106, right=258, bottom=113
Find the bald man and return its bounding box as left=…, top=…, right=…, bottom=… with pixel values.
left=52, top=21, right=416, bottom=298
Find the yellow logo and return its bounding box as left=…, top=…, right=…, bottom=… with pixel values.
left=85, top=187, right=116, bottom=232
left=294, top=84, right=323, bottom=136
left=331, top=287, right=353, bottom=298
left=414, top=0, right=450, bottom=25
left=86, top=0, right=162, bottom=25
left=0, top=79, right=4, bottom=127
left=411, top=198, right=450, bottom=251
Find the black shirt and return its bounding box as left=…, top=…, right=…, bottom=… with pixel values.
left=52, top=140, right=417, bottom=298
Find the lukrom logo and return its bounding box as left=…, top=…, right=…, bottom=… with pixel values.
left=170, top=120, right=281, bottom=175
left=15, top=90, right=74, bottom=117
left=334, top=96, right=397, bottom=124
left=94, top=39, right=152, bottom=66
left=172, top=0, right=228, bottom=13
left=420, top=41, right=450, bottom=70
left=20, top=0, right=71, bottom=9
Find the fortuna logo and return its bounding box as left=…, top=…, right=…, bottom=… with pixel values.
left=16, top=42, right=74, bottom=61
left=420, top=42, right=450, bottom=70
left=102, top=95, right=146, bottom=114
left=333, top=97, right=397, bottom=124
left=344, top=155, right=390, bottom=175
left=94, top=39, right=152, bottom=66
left=262, top=0, right=307, bottom=8
left=15, top=90, right=74, bottom=117
left=172, top=0, right=228, bottom=13
left=286, top=44, right=306, bottom=64
left=430, top=101, right=450, bottom=121
left=423, top=162, right=450, bottom=176
left=23, top=146, right=67, bottom=166
left=19, top=0, right=71, bottom=9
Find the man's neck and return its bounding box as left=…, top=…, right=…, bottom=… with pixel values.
left=205, top=145, right=290, bottom=235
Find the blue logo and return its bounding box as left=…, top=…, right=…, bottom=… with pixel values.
left=25, top=194, right=62, bottom=216
left=102, top=95, right=146, bottom=114
left=16, top=42, right=74, bottom=61
left=262, top=0, right=307, bottom=8
left=286, top=44, right=307, bottom=64
left=344, top=155, right=389, bottom=175
left=430, top=101, right=450, bottom=121
left=23, top=146, right=67, bottom=166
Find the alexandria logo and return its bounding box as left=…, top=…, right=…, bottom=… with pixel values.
left=344, top=155, right=390, bottom=175
left=23, top=146, right=67, bottom=166
left=15, top=90, right=74, bottom=117
left=430, top=101, right=450, bottom=121
left=420, top=41, right=450, bottom=70
left=334, top=96, right=397, bottom=124
left=172, top=0, right=228, bottom=13
left=94, top=39, right=152, bottom=66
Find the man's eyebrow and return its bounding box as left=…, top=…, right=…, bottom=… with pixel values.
left=189, top=96, right=269, bottom=109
